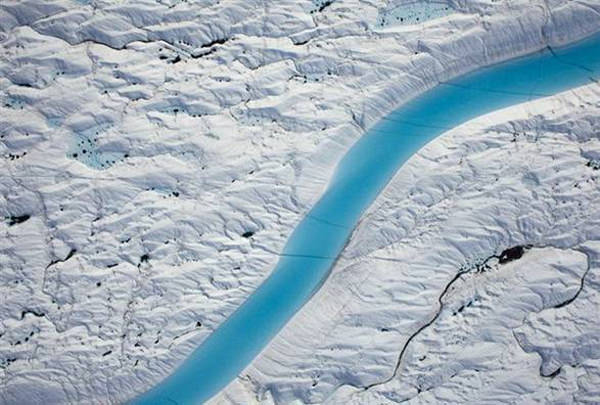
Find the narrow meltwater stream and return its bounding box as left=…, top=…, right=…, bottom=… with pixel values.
left=133, top=32, right=600, bottom=404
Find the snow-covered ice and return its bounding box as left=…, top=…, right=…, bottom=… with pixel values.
left=1, top=0, right=600, bottom=403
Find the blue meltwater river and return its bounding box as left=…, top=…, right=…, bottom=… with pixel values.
left=133, top=33, right=600, bottom=404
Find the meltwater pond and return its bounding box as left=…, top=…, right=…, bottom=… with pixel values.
left=134, top=33, right=600, bottom=404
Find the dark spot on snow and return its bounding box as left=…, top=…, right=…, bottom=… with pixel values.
left=6, top=214, right=30, bottom=226
left=172, top=191, right=179, bottom=197
left=544, top=367, right=561, bottom=378
left=242, top=231, right=254, bottom=238
left=65, top=249, right=76, bottom=261
left=102, top=350, right=112, bottom=356
left=47, top=249, right=76, bottom=268
left=7, top=152, right=27, bottom=160
left=170, top=55, right=182, bottom=64
left=96, top=282, right=102, bottom=287
left=140, top=254, right=149, bottom=263
left=318, top=0, right=333, bottom=12
left=201, top=37, right=229, bottom=48
left=4, top=357, right=17, bottom=366
left=20, top=309, right=45, bottom=320
left=196, top=321, right=202, bottom=327
left=498, top=246, right=525, bottom=264
left=586, top=160, right=600, bottom=170
left=191, top=48, right=216, bottom=58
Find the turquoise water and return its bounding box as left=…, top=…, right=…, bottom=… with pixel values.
left=133, top=33, right=600, bottom=404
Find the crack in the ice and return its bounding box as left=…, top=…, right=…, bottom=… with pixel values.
left=349, top=245, right=530, bottom=395
left=359, top=267, right=471, bottom=392
left=438, top=80, right=552, bottom=98
left=305, top=213, right=351, bottom=229
left=547, top=45, right=599, bottom=85
left=511, top=248, right=592, bottom=379
left=277, top=252, right=337, bottom=261
left=553, top=251, right=592, bottom=309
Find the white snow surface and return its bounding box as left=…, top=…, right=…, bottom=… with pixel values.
left=1, top=0, right=599, bottom=404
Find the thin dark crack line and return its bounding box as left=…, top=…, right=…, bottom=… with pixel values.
left=379, top=116, right=455, bottom=131
left=361, top=268, right=471, bottom=391
left=306, top=213, right=351, bottom=229
left=374, top=115, right=498, bottom=135
left=546, top=45, right=599, bottom=85
left=357, top=246, right=528, bottom=393
left=553, top=251, right=592, bottom=309
left=365, top=52, right=599, bottom=136
left=511, top=248, right=593, bottom=378
left=277, top=252, right=337, bottom=260
left=438, top=81, right=552, bottom=98
left=547, top=45, right=596, bottom=74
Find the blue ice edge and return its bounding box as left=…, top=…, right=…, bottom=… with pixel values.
left=133, top=33, right=600, bottom=404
